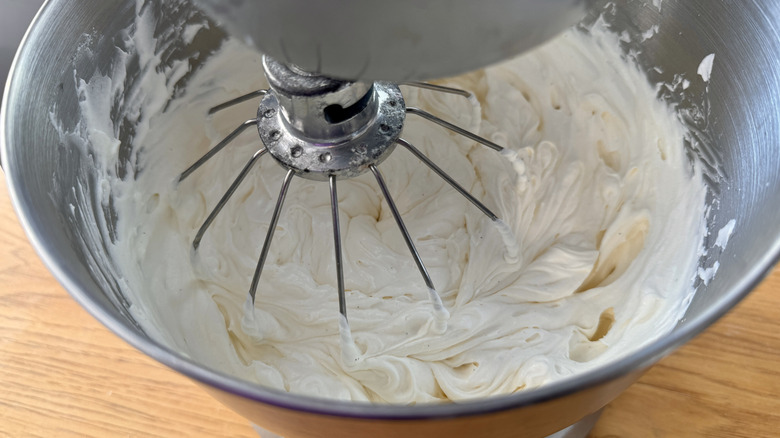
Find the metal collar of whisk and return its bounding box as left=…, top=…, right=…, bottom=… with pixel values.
left=259, top=56, right=404, bottom=181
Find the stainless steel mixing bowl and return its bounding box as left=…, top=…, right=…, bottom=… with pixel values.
left=2, top=0, right=779, bottom=437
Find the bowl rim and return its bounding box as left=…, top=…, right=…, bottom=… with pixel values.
left=3, top=0, right=779, bottom=421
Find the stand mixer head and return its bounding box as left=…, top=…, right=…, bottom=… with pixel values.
left=181, top=1, right=585, bottom=348
left=193, top=0, right=588, bottom=82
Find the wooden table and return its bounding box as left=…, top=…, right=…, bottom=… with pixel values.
left=1, top=173, right=778, bottom=438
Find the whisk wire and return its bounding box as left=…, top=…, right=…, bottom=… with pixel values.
left=249, top=169, right=296, bottom=304
left=178, top=118, right=259, bottom=183
left=406, top=107, right=503, bottom=152
left=395, top=138, right=499, bottom=222
left=207, top=89, right=269, bottom=115
left=369, top=164, right=436, bottom=291
left=329, top=175, right=348, bottom=319
left=401, top=81, right=472, bottom=98
left=193, top=148, right=268, bottom=250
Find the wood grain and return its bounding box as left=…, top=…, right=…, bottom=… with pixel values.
left=1, top=171, right=778, bottom=437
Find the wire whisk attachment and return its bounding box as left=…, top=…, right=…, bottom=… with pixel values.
left=177, top=58, right=519, bottom=361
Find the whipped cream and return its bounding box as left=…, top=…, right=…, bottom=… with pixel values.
left=65, top=6, right=707, bottom=404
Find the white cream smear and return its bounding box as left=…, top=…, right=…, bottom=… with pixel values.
left=73, top=13, right=708, bottom=403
